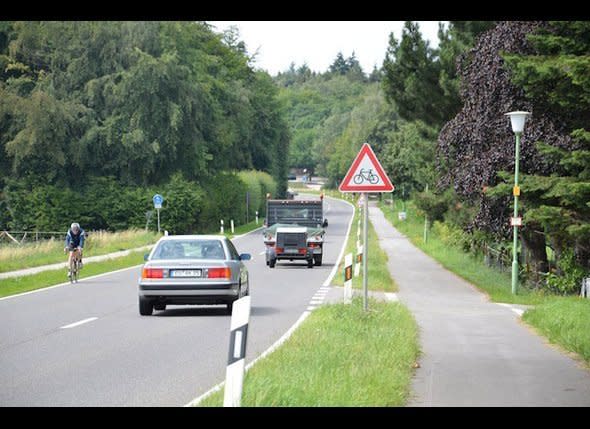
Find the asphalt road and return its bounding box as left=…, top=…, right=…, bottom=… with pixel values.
left=0, top=196, right=354, bottom=406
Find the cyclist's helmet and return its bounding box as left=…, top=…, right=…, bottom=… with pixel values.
left=71, top=222, right=80, bottom=232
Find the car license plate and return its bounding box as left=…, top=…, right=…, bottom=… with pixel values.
left=284, top=248, right=298, bottom=254
left=171, top=269, right=202, bottom=278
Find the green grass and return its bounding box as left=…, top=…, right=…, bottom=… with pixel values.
left=379, top=200, right=544, bottom=305
left=0, top=229, right=159, bottom=273
left=523, top=297, right=590, bottom=364
left=198, top=296, right=419, bottom=406
left=332, top=202, right=397, bottom=292
left=0, top=251, right=145, bottom=298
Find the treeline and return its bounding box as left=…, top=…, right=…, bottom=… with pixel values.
left=0, top=21, right=288, bottom=232
left=280, top=21, right=590, bottom=294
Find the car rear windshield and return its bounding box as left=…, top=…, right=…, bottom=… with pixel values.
left=151, top=240, right=226, bottom=260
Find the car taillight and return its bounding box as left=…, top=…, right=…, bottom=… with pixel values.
left=275, top=247, right=284, bottom=253
left=207, top=267, right=231, bottom=279
left=298, top=248, right=307, bottom=254
left=142, top=268, right=164, bottom=279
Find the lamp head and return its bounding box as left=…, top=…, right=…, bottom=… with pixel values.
left=505, top=111, right=530, bottom=134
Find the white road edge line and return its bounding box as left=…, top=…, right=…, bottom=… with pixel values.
left=185, top=195, right=356, bottom=407
left=60, top=317, right=98, bottom=329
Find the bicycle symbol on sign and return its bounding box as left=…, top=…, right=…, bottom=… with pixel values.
left=353, top=168, right=379, bottom=185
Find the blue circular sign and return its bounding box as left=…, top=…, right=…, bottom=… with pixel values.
left=153, top=194, right=164, bottom=208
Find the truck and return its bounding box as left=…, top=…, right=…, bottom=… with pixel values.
left=263, top=197, right=328, bottom=268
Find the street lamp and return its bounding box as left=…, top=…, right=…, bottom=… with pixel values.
left=505, top=111, right=530, bottom=294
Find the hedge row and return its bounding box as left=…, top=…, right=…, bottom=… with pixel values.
left=1, top=170, right=277, bottom=234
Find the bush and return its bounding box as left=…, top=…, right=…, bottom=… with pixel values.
left=544, top=249, right=587, bottom=295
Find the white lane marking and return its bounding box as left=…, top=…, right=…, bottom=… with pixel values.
left=185, top=197, right=355, bottom=407
left=307, top=306, right=317, bottom=311
left=0, top=265, right=144, bottom=302
left=512, top=308, right=524, bottom=317
left=258, top=251, right=266, bottom=255
left=60, top=317, right=98, bottom=329
left=384, top=293, right=398, bottom=302
left=310, top=300, right=323, bottom=305
left=185, top=310, right=313, bottom=407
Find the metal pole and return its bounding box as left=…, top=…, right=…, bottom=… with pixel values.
left=157, top=208, right=161, bottom=234
left=511, top=132, right=521, bottom=294
left=362, top=192, right=369, bottom=311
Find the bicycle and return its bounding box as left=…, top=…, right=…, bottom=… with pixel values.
left=66, top=247, right=82, bottom=283
left=353, top=168, right=379, bottom=185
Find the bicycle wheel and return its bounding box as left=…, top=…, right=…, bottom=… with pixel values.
left=353, top=174, right=363, bottom=184
left=73, top=261, right=79, bottom=283
left=369, top=174, right=379, bottom=184
left=69, top=259, right=75, bottom=283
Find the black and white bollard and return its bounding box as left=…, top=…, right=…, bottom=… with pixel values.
left=224, top=296, right=251, bottom=407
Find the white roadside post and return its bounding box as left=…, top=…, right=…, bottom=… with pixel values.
left=255, top=211, right=259, bottom=225
left=224, top=296, right=251, bottom=407
left=344, top=253, right=353, bottom=304
left=231, top=219, right=235, bottom=234
left=220, top=220, right=224, bottom=234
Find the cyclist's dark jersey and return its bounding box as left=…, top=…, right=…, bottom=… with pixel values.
left=65, top=228, right=85, bottom=249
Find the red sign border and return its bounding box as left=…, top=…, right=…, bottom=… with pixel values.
left=338, top=143, right=394, bottom=192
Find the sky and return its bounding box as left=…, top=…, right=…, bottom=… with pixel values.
left=207, top=21, right=445, bottom=76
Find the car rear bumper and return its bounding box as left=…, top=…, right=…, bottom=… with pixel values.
left=139, top=282, right=239, bottom=298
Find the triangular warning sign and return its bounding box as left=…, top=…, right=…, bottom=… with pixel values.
left=338, top=143, right=394, bottom=193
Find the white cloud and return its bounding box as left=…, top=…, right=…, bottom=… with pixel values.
left=208, top=21, right=444, bottom=75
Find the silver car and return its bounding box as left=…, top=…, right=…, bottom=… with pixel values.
left=138, top=235, right=251, bottom=315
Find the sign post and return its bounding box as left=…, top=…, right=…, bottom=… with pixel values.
left=152, top=194, right=164, bottom=234
left=338, top=143, right=394, bottom=311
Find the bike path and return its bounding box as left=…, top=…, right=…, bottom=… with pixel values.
left=368, top=202, right=590, bottom=406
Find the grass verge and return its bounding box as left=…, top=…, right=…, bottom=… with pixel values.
left=522, top=297, right=590, bottom=364
left=198, top=296, right=419, bottom=406
left=0, top=251, right=145, bottom=298
left=332, top=200, right=397, bottom=292
left=0, top=229, right=159, bottom=273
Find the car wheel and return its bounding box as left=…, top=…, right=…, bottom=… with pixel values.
left=314, top=255, right=322, bottom=266
left=154, top=303, right=166, bottom=311
left=139, top=296, right=153, bottom=316
left=226, top=300, right=234, bottom=315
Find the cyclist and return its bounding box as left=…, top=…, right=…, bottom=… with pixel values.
left=64, top=222, right=85, bottom=277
